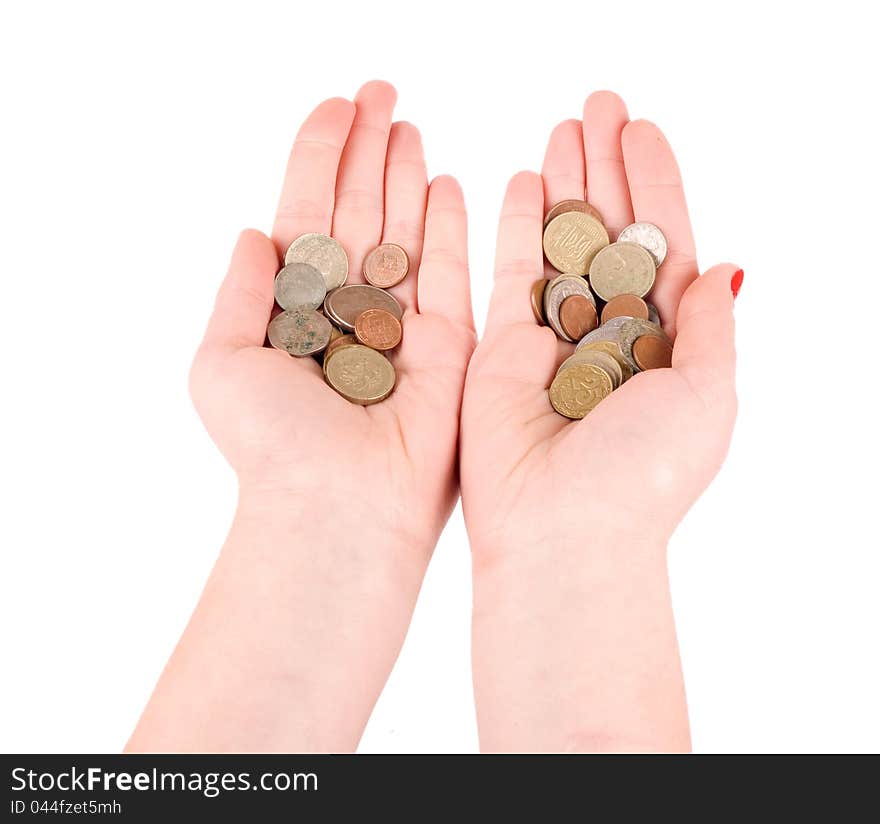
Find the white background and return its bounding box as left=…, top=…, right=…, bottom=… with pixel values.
left=2, top=1, right=878, bottom=753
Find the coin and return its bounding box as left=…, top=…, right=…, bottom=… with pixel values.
left=542, top=211, right=609, bottom=275
left=284, top=233, right=349, bottom=290
left=588, top=241, right=656, bottom=301
left=273, top=262, right=327, bottom=311
left=549, top=363, right=613, bottom=419
left=544, top=275, right=594, bottom=341
left=530, top=279, right=547, bottom=324
left=617, top=222, right=668, bottom=267
left=267, top=308, right=332, bottom=357
left=646, top=302, right=661, bottom=326
left=363, top=243, right=409, bottom=288
left=618, top=318, right=669, bottom=372
left=600, top=293, right=650, bottom=324
left=633, top=334, right=673, bottom=370
left=576, top=318, right=629, bottom=349
left=324, top=344, right=396, bottom=405
left=543, top=199, right=604, bottom=229
left=324, top=285, right=403, bottom=332
left=576, top=340, right=634, bottom=382
left=354, top=308, right=402, bottom=351
left=558, top=349, right=623, bottom=389
left=323, top=333, right=358, bottom=366
left=559, top=295, right=598, bottom=340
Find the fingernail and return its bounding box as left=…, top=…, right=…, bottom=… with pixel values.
left=731, top=269, right=744, bottom=299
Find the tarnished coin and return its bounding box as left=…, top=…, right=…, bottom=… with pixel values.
left=543, top=199, right=604, bottom=229
left=544, top=274, right=594, bottom=341
left=589, top=242, right=656, bottom=300
left=530, top=279, right=547, bottom=325
left=324, top=344, right=396, bottom=405
left=543, top=211, right=609, bottom=275
left=633, top=334, right=673, bottom=370
left=559, top=295, right=598, bottom=340
left=284, top=233, right=349, bottom=290
left=323, top=333, right=358, bottom=366
left=354, top=308, right=402, bottom=351
left=618, top=318, right=670, bottom=372
left=600, top=293, right=650, bottom=324
left=324, top=285, right=403, bottom=332
left=364, top=243, right=409, bottom=288
left=576, top=340, right=634, bottom=383
left=558, top=349, right=623, bottom=389
left=273, top=262, right=327, bottom=311
left=618, top=222, right=668, bottom=267
left=549, top=363, right=613, bottom=419
left=267, top=308, right=332, bottom=357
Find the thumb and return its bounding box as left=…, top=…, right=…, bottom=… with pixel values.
left=672, top=263, right=741, bottom=408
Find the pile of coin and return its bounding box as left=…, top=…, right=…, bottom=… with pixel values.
left=267, top=233, right=409, bottom=405
left=536, top=200, right=674, bottom=419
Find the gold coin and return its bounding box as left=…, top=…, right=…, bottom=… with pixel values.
left=542, top=211, right=610, bottom=275
left=543, top=199, right=604, bottom=229
left=324, top=344, right=396, bottom=405
left=557, top=349, right=624, bottom=389
left=576, top=341, right=634, bottom=383
left=588, top=241, right=656, bottom=301
left=548, top=363, right=613, bottom=419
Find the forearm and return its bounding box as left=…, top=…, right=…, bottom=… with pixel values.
left=127, top=488, right=428, bottom=753
left=471, top=528, right=689, bottom=752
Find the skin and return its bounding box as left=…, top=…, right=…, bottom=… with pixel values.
left=127, top=81, right=475, bottom=752
left=461, top=92, right=738, bottom=752
left=128, top=85, right=738, bottom=754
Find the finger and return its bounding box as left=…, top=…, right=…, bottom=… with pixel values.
left=381, top=121, right=428, bottom=311
left=672, top=263, right=739, bottom=406
left=484, top=171, right=546, bottom=338
left=198, top=229, right=278, bottom=357
left=332, top=80, right=397, bottom=282
left=541, top=119, right=585, bottom=208
left=622, top=119, right=698, bottom=336
left=582, top=91, right=633, bottom=236
left=414, top=175, right=473, bottom=331
left=271, top=97, right=356, bottom=255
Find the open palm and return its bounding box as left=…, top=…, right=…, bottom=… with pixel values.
left=190, top=81, right=475, bottom=550
left=462, top=91, right=739, bottom=555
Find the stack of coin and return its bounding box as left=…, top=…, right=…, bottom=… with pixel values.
left=267, top=233, right=409, bottom=405
left=536, top=201, right=673, bottom=419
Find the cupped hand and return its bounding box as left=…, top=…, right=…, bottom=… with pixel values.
left=462, top=91, right=738, bottom=557
left=190, top=81, right=475, bottom=553
left=460, top=91, right=739, bottom=752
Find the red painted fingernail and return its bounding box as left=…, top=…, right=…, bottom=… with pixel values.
left=731, top=269, right=744, bottom=298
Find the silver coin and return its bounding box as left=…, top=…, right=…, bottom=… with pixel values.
left=617, top=222, right=667, bottom=267
left=617, top=318, right=669, bottom=373
left=274, top=262, right=327, bottom=311
left=646, top=302, right=661, bottom=326
left=267, top=308, right=332, bottom=357
left=576, top=325, right=622, bottom=349
left=323, top=284, right=403, bottom=332
left=284, top=233, right=349, bottom=290
left=543, top=275, right=594, bottom=342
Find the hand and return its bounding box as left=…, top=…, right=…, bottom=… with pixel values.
left=128, top=81, right=474, bottom=752
left=461, top=91, right=739, bottom=751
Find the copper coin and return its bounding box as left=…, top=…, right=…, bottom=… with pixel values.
left=632, top=334, right=673, bottom=370
left=530, top=279, right=547, bottom=324
left=354, top=308, right=402, bottom=351
left=543, top=199, right=604, bottom=229
left=558, top=294, right=598, bottom=340
left=363, top=243, right=410, bottom=288
left=600, top=294, right=650, bottom=324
